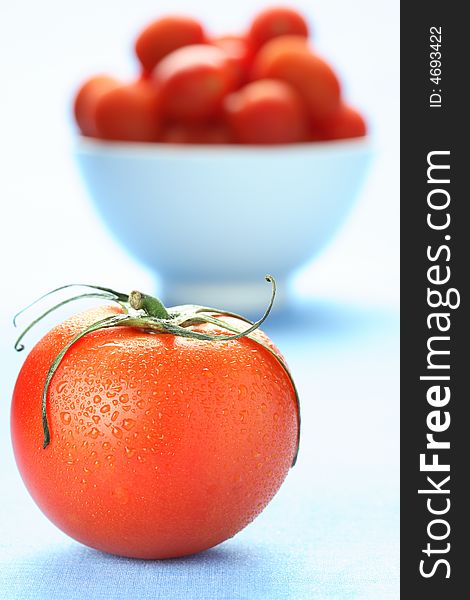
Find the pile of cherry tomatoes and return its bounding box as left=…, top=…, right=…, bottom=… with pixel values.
left=74, top=7, right=367, bottom=144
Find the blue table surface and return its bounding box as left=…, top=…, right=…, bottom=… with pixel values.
left=0, top=300, right=399, bottom=600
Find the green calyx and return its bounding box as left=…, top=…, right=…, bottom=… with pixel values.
left=14, top=276, right=300, bottom=466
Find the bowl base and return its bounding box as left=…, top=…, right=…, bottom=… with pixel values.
left=161, top=279, right=287, bottom=316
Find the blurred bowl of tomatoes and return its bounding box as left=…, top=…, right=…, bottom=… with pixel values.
left=74, top=8, right=372, bottom=311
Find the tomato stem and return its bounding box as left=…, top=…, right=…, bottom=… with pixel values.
left=128, top=290, right=171, bottom=319
left=13, top=276, right=300, bottom=466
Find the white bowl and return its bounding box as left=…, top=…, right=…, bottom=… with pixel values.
left=76, top=137, right=372, bottom=313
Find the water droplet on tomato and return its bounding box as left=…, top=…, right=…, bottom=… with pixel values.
left=125, top=446, right=136, bottom=458
left=102, top=441, right=110, bottom=450
left=119, top=394, right=129, bottom=404
left=100, top=404, right=110, bottom=413
left=112, top=426, right=122, bottom=439
left=93, top=395, right=101, bottom=403
left=238, top=384, right=247, bottom=398
left=56, top=381, right=67, bottom=394
left=92, top=415, right=100, bottom=424
left=88, top=427, right=100, bottom=439
left=60, top=412, right=71, bottom=425
left=136, top=400, right=145, bottom=409
left=122, top=418, right=136, bottom=431
left=260, top=403, right=267, bottom=412
left=111, top=411, right=119, bottom=422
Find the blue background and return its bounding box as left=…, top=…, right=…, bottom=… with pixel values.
left=0, top=1, right=399, bottom=598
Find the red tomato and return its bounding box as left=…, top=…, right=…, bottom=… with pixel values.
left=224, top=79, right=308, bottom=144
left=211, top=35, right=254, bottom=88
left=74, top=76, right=120, bottom=137
left=95, top=80, right=161, bottom=142
left=248, top=7, right=309, bottom=50
left=12, top=296, right=298, bottom=559
left=160, top=122, right=231, bottom=144
left=154, top=44, right=233, bottom=121
left=312, top=103, right=367, bottom=140
left=250, top=34, right=309, bottom=76
left=135, top=16, right=205, bottom=74
left=253, top=37, right=341, bottom=120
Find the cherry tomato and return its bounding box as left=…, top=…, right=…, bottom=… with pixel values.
left=312, top=103, right=367, bottom=140
left=74, top=76, right=120, bottom=137
left=253, top=37, right=341, bottom=120
left=94, top=80, right=161, bottom=142
left=12, top=294, right=298, bottom=559
left=224, top=79, right=308, bottom=144
left=135, top=16, right=205, bottom=74
left=154, top=44, right=233, bottom=122
left=160, top=122, right=231, bottom=144
left=250, top=34, right=309, bottom=77
left=211, top=35, right=254, bottom=88
left=248, top=7, right=309, bottom=50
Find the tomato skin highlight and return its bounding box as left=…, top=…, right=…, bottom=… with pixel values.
left=135, top=16, right=206, bottom=74
left=74, top=76, right=120, bottom=137
left=211, top=34, right=255, bottom=88
left=248, top=6, right=309, bottom=50
left=224, top=79, right=308, bottom=144
left=11, top=306, right=298, bottom=559
left=250, top=34, right=309, bottom=79
left=253, top=36, right=341, bottom=120
left=94, top=80, right=161, bottom=142
left=154, top=44, right=233, bottom=122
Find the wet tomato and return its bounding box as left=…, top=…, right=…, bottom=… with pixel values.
left=11, top=284, right=299, bottom=559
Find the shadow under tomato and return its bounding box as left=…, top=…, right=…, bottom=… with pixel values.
left=2, top=539, right=290, bottom=600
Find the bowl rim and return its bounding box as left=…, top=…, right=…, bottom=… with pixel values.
left=75, top=134, right=372, bottom=157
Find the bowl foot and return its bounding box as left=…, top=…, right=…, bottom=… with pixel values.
left=161, top=279, right=288, bottom=316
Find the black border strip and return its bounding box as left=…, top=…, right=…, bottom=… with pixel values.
left=401, top=3, right=467, bottom=596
